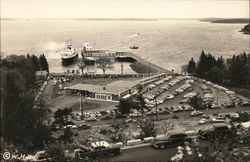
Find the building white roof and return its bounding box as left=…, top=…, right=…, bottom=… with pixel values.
left=67, top=80, right=140, bottom=95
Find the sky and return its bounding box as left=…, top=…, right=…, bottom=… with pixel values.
left=1, top=0, right=249, bottom=19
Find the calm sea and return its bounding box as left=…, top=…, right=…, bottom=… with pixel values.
left=1, top=19, right=249, bottom=73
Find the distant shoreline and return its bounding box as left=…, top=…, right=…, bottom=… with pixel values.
left=2, top=17, right=249, bottom=22
left=0, top=18, right=158, bottom=21
left=200, top=18, right=249, bottom=24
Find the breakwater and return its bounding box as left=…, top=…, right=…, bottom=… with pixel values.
left=124, top=52, right=170, bottom=74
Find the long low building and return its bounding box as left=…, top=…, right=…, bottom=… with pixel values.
left=66, top=73, right=167, bottom=102
left=66, top=80, right=140, bottom=102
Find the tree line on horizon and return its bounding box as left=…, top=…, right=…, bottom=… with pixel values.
left=187, top=50, right=250, bottom=87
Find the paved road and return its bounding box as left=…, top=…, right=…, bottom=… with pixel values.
left=106, top=145, right=177, bottom=161
left=107, top=139, right=218, bottom=161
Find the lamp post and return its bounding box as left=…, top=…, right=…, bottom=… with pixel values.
left=216, top=89, right=219, bottom=115
left=154, top=97, right=159, bottom=121
left=121, top=62, right=124, bottom=75
left=80, top=93, right=83, bottom=120
left=148, top=62, right=151, bottom=77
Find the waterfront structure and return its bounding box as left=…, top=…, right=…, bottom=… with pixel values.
left=82, top=43, right=125, bottom=58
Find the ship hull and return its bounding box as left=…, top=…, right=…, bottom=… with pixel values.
left=61, top=53, right=78, bottom=65
left=83, top=57, right=95, bottom=65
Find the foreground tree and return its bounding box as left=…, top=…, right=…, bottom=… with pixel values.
left=53, top=107, right=73, bottom=127
left=95, top=56, right=113, bottom=74
left=45, top=142, right=68, bottom=162
left=108, top=124, right=126, bottom=143
left=189, top=95, right=205, bottom=110
left=178, top=127, right=250, bottom=162
left=187, top=58, right=196, bottom=75
left=117, top=99, right=131, bottom=115
left=186, top=51, right=250, bottom=87
left=77, top=59, right=86, bottom=74
left=1, top=60, right=51, bottom=150
left=59, top=128, right=74, bottom=144
left=138, top=119, right=156, bottom=139
left=39, top=54, right=49, bottom=72
left=130, top=85, right=146, bottom=118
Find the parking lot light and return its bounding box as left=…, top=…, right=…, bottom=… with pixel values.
left=154, top=98, right=159, bottom=121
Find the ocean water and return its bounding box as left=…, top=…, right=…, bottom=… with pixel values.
left=1, top=19, right=249, bottom=73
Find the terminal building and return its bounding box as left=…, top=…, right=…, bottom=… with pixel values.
left=66, top=80, right=140, bottom=102
left=81, top=43, right=125, bottom=58
left=66, top=73, right=167, bottom=102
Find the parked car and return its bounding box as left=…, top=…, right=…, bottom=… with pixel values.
left=172, top=91, right=179, bottom=96
left=179, top=99, right=189, bottom=104
left=99, top=111, right=109, bottom=116
left=125, top=118, right=133, bottom=123
left=159, top=109, right=170, bottom=114
left=115, top=113, right=127, bottom=119
left=63, top=121, right=77, bottom=129
left=146, top=111, right=156, bottom=116
left=75, top=142, right=121, bottom=161
left=173, top=106, right=183, bottom=112
left=182, top=105, right=193, bottom=111
left=190, top=111, right=203, bottom=117
left=78, top=123, right=91, bottom=130
left=101, top=115, right=113, bottom=120
left=152, top=130, right=192, bottom=149
left=210, top=117, right=225, bottom=123
left=146, top=104, right=155, bottom=108
left=94, top=112, right=102, bottom=117
left=156, top=97, right=165, bottom=104
left=199, top=118, right=208, bottom=125
left=64, top=120, right=75, bottom=126
left=165, top=94, right=174, bottom=100
left=198, top=123, right=231, bottom=139
left=86, top=116, right=97, bottom=122
left=225, top=102, right=235, bottom=108
left=241, top=101, right=250, bottom=107
left=211, top=104, right=221, bottom=109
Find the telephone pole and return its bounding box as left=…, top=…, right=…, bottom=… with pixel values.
left=154, top=98, right=159, bottom=121
left=121, top=62, right=124, bottom=75
left=80, top=93, right=83, bottom=120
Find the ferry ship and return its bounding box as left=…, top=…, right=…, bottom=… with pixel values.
left=61, top=40, right=78, bottom=64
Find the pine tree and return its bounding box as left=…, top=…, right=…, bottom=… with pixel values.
left=187, top=58, right=196, bottom=75
left=196, top=50, right=208, bottom=77
left=39, top=54, right=49, bottom=72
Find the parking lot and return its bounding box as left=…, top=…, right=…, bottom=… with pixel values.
left=47, top=74, right=250, bottom=126
left=48, top=74, right=250, bottom=145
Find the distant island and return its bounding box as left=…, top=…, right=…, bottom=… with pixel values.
left=76, top=18, right=158, bottom=21
left=200, top=18, right=249, bottom=24
left=240, top=23, right=250, bottom=35
left=1, top=17, right=158, bottom=21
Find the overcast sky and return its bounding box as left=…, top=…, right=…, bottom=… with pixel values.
left=1, top=0, right=249, bottom=18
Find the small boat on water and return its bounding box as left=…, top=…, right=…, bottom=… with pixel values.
left=129, top=45, right=139, bottom=49
left=61, top=40, right=78, bottom=64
